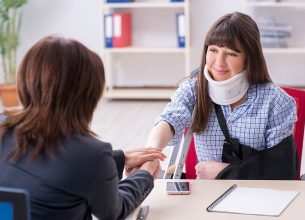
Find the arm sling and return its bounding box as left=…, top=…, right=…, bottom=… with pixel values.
left=214, top=103, right=298, bottom=180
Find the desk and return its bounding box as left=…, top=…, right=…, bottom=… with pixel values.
left=137, top=180, right=305, bottom=220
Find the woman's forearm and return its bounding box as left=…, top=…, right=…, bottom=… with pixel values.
left=146, top=121, right=174, bottom=150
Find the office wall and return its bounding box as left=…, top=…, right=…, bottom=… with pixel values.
left=18, top=0, right=102, bottom=58
left=16, top=0, right=304, bottom=86
left=17, top=0, right=242, bottom=76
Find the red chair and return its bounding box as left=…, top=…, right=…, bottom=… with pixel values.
left=185, top=87, right=305, bottom=179
left=282, top=87, right=305, bottom=179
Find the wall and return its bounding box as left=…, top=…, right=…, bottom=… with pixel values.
left=15, top=0, right=305, bottom=87
left=17, top=0, right=243, bottom=84
left=18, top=0, right=102, bottom=58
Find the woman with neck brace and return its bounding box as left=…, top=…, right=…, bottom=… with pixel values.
left=146, top=12, right=298, bottom=180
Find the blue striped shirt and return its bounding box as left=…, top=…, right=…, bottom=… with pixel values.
left=156, top=79, right=297, bottom=162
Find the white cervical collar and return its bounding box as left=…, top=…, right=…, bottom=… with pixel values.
left=204, top=65, right=249, bottom=105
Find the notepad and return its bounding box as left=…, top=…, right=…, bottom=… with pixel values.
left=206, top=184, right=299, bottom=216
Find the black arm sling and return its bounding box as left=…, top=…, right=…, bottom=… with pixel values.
left=214, top=103, right=298, bottom=180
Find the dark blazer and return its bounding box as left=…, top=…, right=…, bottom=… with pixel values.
left=0, top=131, right=153, bottom=220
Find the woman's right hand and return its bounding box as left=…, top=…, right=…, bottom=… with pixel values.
left=124, top=147, right=166, bottom=168
left=139, top=159, right=161, bottom=180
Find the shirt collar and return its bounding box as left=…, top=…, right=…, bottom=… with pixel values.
left=245, top=84, right=257, bottom=105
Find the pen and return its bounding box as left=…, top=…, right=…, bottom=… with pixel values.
left=206, top=184, right=237, bottom=212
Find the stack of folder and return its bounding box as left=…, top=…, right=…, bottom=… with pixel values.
left=104, top=13, right=132, bottom=48
left=104, top=1, right=186, bottom=49
left=258, top=18, right=291, bottom=48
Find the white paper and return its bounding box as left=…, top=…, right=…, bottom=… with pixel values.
left=211, top=186, right=299, bottom=216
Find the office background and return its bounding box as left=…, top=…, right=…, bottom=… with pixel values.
left=1, top=0, right=305, bottom=148
left=12, top=0, right=305, bottom=88
left=17, top=0, right=242, bottom=71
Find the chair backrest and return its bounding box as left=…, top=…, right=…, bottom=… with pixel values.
left=185, top=87, right=305, bottom=179
left=0, top=187, right=30, bottom=220
left=185, top=136, right=197, bottom=179
left=282, top=87, right=305, bottom=179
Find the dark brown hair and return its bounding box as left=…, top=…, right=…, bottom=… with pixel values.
left=0, top=35, right=105, bottom=161
left=192, top=12, right=272, bottom=133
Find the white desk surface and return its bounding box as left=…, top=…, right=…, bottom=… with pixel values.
left=136, top=179, right=305, bottom=220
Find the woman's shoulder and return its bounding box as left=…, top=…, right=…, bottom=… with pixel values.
left=256, top=83, right=296, bottom=106
left=173, top=78, right=198, bottom=100
left=178, top=78, right=197, bottom=90
left=256, top=83, right=285, bottom=97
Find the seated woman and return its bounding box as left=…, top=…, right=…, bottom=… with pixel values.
left=146, top=12, right=298, bottom=180
left=0, top=35, right=164, bottom=220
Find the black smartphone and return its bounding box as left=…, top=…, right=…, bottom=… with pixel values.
left=166, top=181, right=190, bottom=195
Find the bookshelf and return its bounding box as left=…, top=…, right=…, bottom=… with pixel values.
left=247, top=1, right=305, bottom=8
left=101, top=0, right=191, bottom=99
left=103, top=2, right=186, bottom=8
left=245, top=0, right=305, bottom=87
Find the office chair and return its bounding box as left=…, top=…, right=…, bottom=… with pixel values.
left=184, top=86, right=305, bottom=180
left=0, top=187, right=30, bottom=220
left=282, top=87, right=305, bottom=180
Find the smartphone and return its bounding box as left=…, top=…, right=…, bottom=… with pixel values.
left=166, top=181, right=190, bottom=195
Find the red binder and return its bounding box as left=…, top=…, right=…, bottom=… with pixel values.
left=113, top=13, right=132, bottom=47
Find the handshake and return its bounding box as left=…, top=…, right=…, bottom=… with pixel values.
left=124, top=147, right=166, bottom=179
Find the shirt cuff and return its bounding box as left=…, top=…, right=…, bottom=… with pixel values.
left=112, top=150, right=125, bottom=180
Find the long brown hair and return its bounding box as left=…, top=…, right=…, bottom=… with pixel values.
left=0, top=35, right=105, bottom=161
left=192, top=12, right=272, bottom=133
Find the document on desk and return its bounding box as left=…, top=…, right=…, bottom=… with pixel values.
left=206, top=184, right=299, bottom=216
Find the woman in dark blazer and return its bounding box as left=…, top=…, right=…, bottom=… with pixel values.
left=0, top=35, right=163, bottom=220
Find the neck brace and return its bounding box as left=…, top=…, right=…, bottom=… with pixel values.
left=204, top=65, right=249, bottom=105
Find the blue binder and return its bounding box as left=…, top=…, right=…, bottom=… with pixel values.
left=171, top=0, right=184, bottom=2
left=104, top=14, right=113, bottom=48
left=176, top=13, right=185, bottom=48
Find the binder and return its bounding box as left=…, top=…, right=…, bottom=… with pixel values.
left=104, top=14, right=113, bottom=48
left=206, top=184, right=299, bottom=216
left=113, top=12, right=132, bottom=47
left=171, top=0, right=184, bottom=2
left=176, top=13, right=185, bottom=48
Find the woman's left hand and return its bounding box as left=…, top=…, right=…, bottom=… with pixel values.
left=195, top=160, right=229, bottom=179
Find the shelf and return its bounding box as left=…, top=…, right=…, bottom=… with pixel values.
left=103, top=2, right=186, bottom=9
left=104, top=47, right=186, bottom=53
left=263, top=47, right=305, bottom=54
left=104, top=88, right=176, bottom=99
left=101, top=0, right=190, bottom=99
left=248, top=2, right=305, bottom=8
left=246, top=1, right=305, bottom=87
